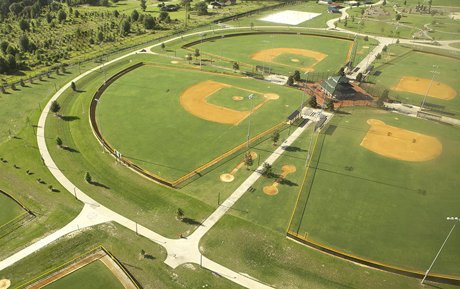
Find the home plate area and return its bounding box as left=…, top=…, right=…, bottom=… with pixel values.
left=260, top=10, right=321, bottom=25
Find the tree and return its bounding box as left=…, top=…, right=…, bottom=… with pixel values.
left=233, top=62, right=239, bottom=71
left=56, top=137, right=63, bottom=147
left=286, top=76, right=294, bottom=86
left=131, top=9, right=139, bottom=21
left=161, top=43, right=165, bottom=50
left=395, top=13, right=402, bottom=22
left=19, top=19, right=30, bottom=32
left=113, top=10, right=120, bottom=18
left=6, top=54, right=16, bottom=70
left=364, top=35, right=369, bottom=41
left=325, top=99, right=335, bottom=111
left=0, top=41, right=8, bottom=54
left=50, top=100, right=61, bottom=116
left=308, top=96, right=317, bottom=108
left=271, top=130, right=280, bottom=146
left=71, top=81, right=77, bottom=91
left=140, top=249, right=145, bottom=258
left=97, top=31, right=104, bottom=43
left=244, top=152, right=253, bottom=170
left=120, top=20, right=131, bottom=36
left=19, top=35, right=30, bottom=52
left=355, top=72, right=363, bottom=82
left=58, top=9, right=67, bottom=23
left=159, top=11, right=170, bottom=23
left=194, top=48, right=200, bottom=60
left=140, top=0, right=147, bottom=12
left=195, top=1, right=208, bottom=16
left=85, top=172, right=92, bottom=183
left=185, top=53, right=192, bottom=63
left=382, top=0, right=386, bottom=5
left=144, top=15, right=155, bottom=29
left=176, top=208, right=184, bottom=220
left=261, top=162, right=272, bottom=177
left=293, top=70, right=301, bottom=81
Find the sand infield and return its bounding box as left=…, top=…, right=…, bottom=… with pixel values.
left=180, top=80, right=279, bottom=125
left=360, top=119, right=442, bottom=162
left=263, top=165, right=296, bottom=195
left=251, top=48, right=327, bottom=72
left=0, top=279, right=10, bottom=289
left=392, top=76, right=456, bottom=100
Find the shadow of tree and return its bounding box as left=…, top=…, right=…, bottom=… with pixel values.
left=89, top=181, right=110, bottom=190
left=181, top=218, right=203, bottom=226
left=61, top=115, right=80, bottom=122
left=62, top=146, right=79, bottom=153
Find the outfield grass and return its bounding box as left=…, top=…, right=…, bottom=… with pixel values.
left=44, top=260, right=125, bottom=289
left=192, top=34, right=355, bottom=75
left=372, top=46, right=460, bottom=116
left=97, top=64, right=303, bottom=180
left=0, top=193, right=24, bottom=227
left=201, top=214, right=459, bottom=289
left=290, top=107, right=460, bottom=276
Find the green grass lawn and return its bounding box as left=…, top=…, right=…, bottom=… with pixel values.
left=96, top=64, right=303, bottom=180
left=44, top=260, right=125, bottom=289
left=449, top=42, right=460, bottom=48
left=289, top=107, right=460, bottom=276
left=193, top=34, right=354, bottom=75
left=0, top=193, right=24, bottom=227
left=371, top=46, right=460, bottom=116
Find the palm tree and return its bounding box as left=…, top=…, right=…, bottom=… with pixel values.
left=244, top=152, right=253, bottom=170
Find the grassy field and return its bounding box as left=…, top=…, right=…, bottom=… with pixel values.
left=201, top=214, right=459, bottom=289
left=44, top=260, right=125, bottom=289
left=0, top=193, right=24, bottom=227
left=371, top=45, right=460, bottom=116
left=97, top=64, right=303, bottom=180
left=186, top=33, right=368, bottom=75
left=1, top=223, right=242, bottom=289
left=289, top=107, right=460, bottom=276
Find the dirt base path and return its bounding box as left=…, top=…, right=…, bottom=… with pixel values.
left=392, top=76, right=456, bottom=100
left=360, top=119, right=442, bottom=162
left=220, top=152, right=258, bottom=182
left=263, top=165, right=296, bottom=195
left=180, top=80, right=279, bottom=125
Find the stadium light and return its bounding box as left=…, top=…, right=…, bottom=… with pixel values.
left=246, top=94, right=254, bottom=148
left=421, top=216, right=459, bottom=284
left=420, top=65, right=440, bottom=112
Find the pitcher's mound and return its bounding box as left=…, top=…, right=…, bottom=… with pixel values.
left=0, top=279, right=11, bottom=289
left=291, top=58, right=300, bottom=63
left=220, top=173, right=234, bottom=182
left=171, top=61, right=179, bottom=64
left=263, top=185, right=278, bottom=195
left=232, top=96, right=244, bottom=101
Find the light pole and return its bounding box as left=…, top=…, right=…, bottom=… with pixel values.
left=246, top=94, right=254, bottom=149
left=420, top=65, right=440, bottom=112
left=421, top=216, right=459, bottom=284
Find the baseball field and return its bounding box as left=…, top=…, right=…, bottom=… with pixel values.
left=96, top=64, right=303, bottom=181
left=372, top=46, right=460, bottom=116
left=288, top=107, right=460, bottom=276
left=188, top=33, right=375, bottom=75
left=43, top=260, right=124, bottom=289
